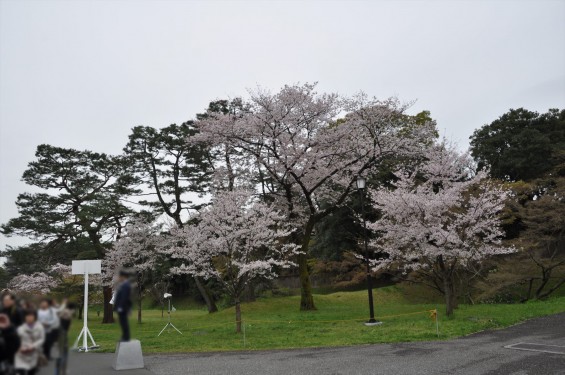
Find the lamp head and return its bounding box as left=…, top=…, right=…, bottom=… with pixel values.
left=356, top=176, right=366, bottom=190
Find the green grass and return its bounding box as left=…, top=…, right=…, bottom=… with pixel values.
left=73, top=287, right=565, bottom=353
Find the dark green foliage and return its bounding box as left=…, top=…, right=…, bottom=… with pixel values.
left=1, top=144, right=138, bottom=323
left=1, top=144, right=137, bottom=257
left=124, top=122, right=213, bottom=224
left=470, top=108, right=565, bottom=302
left=311, top=206, right=360, bottom=261
left=0, top=266, right=9, bottom=288
left=123, top=118, right=220, bottom=313
left=469, top=108, right=565, bottom=181
left=2, top=238, right=91, bottom=280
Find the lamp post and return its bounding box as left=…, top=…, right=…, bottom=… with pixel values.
left=357, top=176, right=381, bottom=326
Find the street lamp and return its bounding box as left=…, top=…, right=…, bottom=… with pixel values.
left=357, top=176, right=381, bottom=326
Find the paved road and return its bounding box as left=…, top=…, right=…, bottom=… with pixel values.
left=43, top=313, right=565, bottom=375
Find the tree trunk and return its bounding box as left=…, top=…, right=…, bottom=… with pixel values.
left=137, top=289, right=142, bottom=324
left=443, top=276, right=457, bottom=317
left=102, top=286, right=115, bottom=323
left=298, top=253, right=315, bottom=310
left=534, top=270, right=551, bottom=299
left=194, top=277, right=218, bottom=313
left=298, top=220, right=316, bottom=311
left=235, top=298, right=242, bottom=333
left=536, top=277, right=565, bottom=300
left=521, top=278, right=534, bottom=303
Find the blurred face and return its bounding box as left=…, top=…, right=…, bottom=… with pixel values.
left=25, top=313, right=35, bottom=325
left=39, top=301, right=49, bottom=310
left=2, top=295, right=14, bottom=308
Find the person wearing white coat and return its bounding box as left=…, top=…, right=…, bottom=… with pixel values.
left=15, top=310, right=45, bottom=375
left=37, top=299, right=59, bottom=360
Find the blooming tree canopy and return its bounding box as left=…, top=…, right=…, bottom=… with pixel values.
left=8, top=272, right=58, bottom=295
left=166, top=189, right=300, bottom=332
left=7, top=263, right=83, bottom=295
left=104, top=219, right=163, bottom=322
left=369, top=143, right=514, bottom=315
left=196, top=83, right=437, bottom=310
left=104, top=219, right=160, bottom=281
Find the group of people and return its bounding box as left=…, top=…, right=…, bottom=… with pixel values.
left=0, top=270, right=132, bottom=375
left=0, top=291, right=74, bottom=375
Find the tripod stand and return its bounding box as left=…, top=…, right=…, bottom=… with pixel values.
left=158, top=297, right=182, bottom=336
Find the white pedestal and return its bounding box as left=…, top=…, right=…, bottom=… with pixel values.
left=113, top=340, right=144, bottom=371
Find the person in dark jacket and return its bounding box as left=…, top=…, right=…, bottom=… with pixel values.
left=113, top=270, right=132, bottom=342
left=1, top=294, right=24, bottom=329
left=0, top=313, right=21, bottom=374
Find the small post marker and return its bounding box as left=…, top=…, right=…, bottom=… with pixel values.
left=435, top=308, right=440, bottom=337
left=72, top=260, right=102, bottom=352
left=243, top=320, right=246, bottom=348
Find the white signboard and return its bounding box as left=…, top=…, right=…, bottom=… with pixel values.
left=72, top=260, right=102, bottom=275
left=72, top=259, right=102, bottom=352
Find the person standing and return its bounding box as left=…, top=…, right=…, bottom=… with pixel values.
left=113, top=270, right=132, bottom=342
left=1, top=294, right=24, bottom=329
left=54, top=302, right=74, bottom=375
left=37, top=299, right=59, bottom=360
left=15, top=310, right=45, bottom=375
left=0, top=313, right=21, bottom=374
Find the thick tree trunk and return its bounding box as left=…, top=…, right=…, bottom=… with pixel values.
left=298, top=253, right=315, bottom=310
left=299, top=220, right=316, bottom=311
left=194, top=277, right=218, bottom=313
left=443, top=276, right=457, bottom=317
left=137, top=289, right=142, bottom=324
left=102, top=286, right=115, bottom=323
left=534, top=270, right=551, bottom=299
left=235, top=299, right=242, bottom=333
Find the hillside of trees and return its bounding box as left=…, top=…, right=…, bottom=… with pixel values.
left=2, top=84, right=563, bottom=320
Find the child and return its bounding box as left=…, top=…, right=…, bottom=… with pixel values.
left=15, top=310, right=45, bottom=375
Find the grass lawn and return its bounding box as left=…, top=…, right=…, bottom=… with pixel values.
left=71, top=286, right=565, bottom=353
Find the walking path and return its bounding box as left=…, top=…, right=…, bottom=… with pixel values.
left=42, top=312, right=565, bottom=375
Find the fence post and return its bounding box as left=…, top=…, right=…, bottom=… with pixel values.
left=435, top=308, right=439, bottom=338
left=243, top=320, right=246, bottom=348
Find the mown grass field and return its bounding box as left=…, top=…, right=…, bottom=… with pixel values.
left=71, top=286, right=565, bottom=353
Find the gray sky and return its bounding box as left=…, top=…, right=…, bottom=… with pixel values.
left=1, top=0, right=564, bottom=251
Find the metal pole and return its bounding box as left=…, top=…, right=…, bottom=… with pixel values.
left=360, top=188, right=378, bottom=324
left=435, top=308, right=440, bottom=337
left=83, top=271, right=89, bottom=351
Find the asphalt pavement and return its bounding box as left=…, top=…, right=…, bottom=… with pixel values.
left=41, top=312, right=565, bottom=375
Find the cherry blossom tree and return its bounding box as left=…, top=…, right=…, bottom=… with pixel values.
left=369, top=143, right=514, bottom=316
left=104, top=219, right=162, bottom=323
left=166, top=190, right=300, bottom=332
left=7, top=263, right=77, bottom=295
left=8, top=272, right=57, bottom=295
left=195, top=83, right=436, bottom=310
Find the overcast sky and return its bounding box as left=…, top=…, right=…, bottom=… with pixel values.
left=1, top=0, right=564, bottom=251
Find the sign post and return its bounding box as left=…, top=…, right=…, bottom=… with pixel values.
left=72, top=260, right=102, bottom=352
